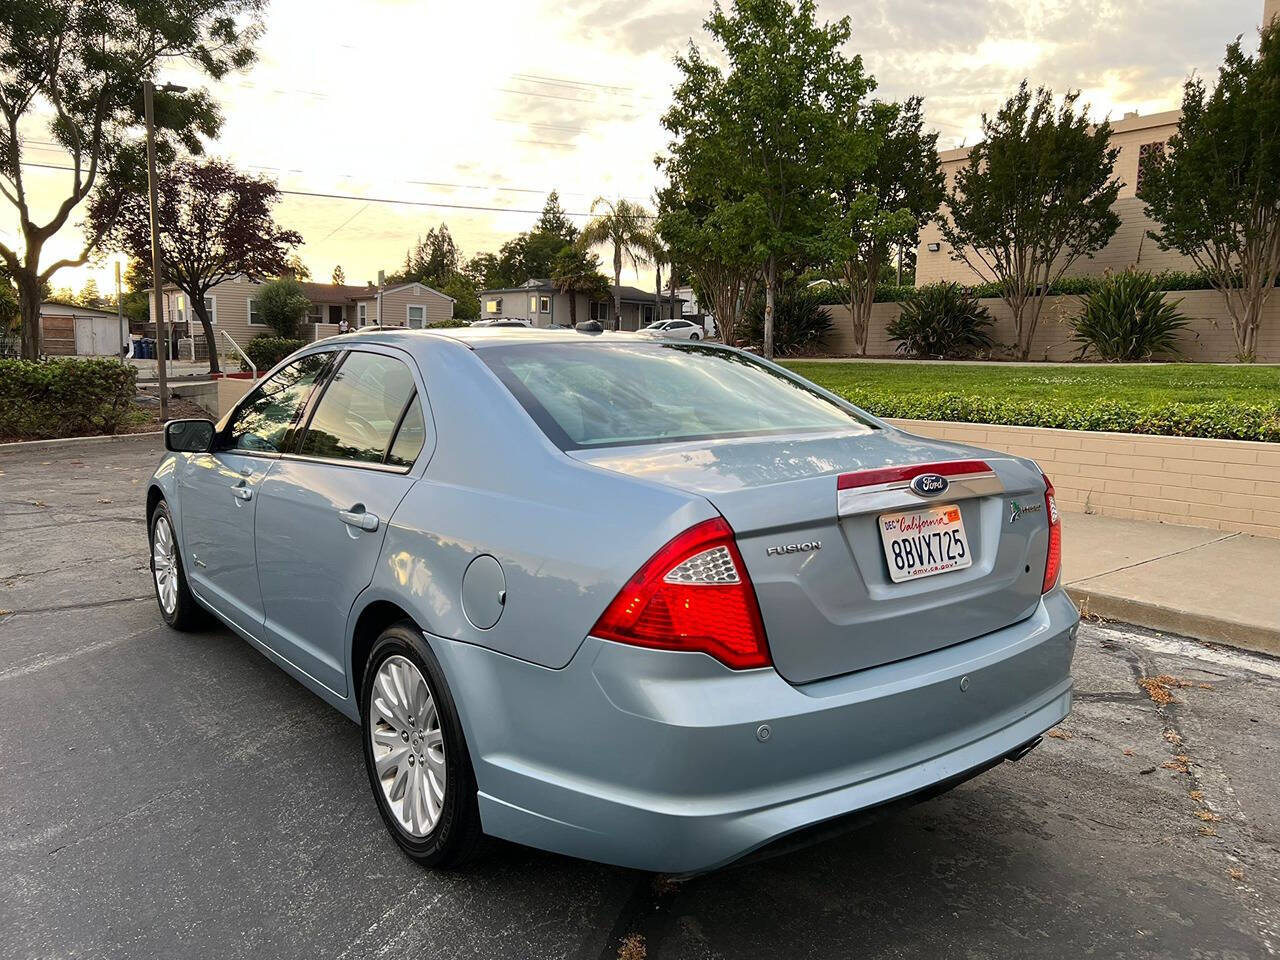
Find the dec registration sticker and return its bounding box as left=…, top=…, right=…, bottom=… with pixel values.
left=878, top=504, right=972, bottom=583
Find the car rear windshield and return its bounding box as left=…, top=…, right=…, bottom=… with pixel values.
left=479, top=342, right=876, bottom=450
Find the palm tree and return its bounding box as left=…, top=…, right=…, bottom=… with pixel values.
left=551, top=245, right=609, bottom=327
left=579, top=197, right=652, bottom=330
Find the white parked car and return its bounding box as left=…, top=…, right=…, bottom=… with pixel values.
left=639, top=318, right=703, bottom=340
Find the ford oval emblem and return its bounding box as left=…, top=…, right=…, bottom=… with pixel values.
left=910, top=473, right=949, bottom=497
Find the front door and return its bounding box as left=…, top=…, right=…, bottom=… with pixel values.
left=255, top=349, right=429, bottom=694
left=178, top=352, right=334, bottom=637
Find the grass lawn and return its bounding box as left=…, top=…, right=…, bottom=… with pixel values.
left=783, top=361, right=1280, bottom=442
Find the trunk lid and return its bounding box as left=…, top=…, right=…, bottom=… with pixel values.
left=571, top=429, right=1050, bottom=684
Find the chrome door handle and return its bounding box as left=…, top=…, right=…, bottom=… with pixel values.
left=338, top=509, right=379, bottom=532
left=231, top=485, right=253, bottom=502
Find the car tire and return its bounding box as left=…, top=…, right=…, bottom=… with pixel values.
left=690, top=333, right=700, bottom=340
left=149, top=499, right=205, bottom=630
left=361, top=623, right=483, bottom=868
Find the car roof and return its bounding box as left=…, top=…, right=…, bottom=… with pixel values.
left=313, top=326, right=712, bottom=352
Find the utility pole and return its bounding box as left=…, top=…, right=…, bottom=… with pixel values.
left=115, top=261, right=126, bottom=358
left=376, top=269, right=385, bottom=326
left=143, top=80, right=186, bottom=421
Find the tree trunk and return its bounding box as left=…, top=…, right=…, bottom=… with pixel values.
left=668, top=267, right=678, bottom=320
left=654, top=262, right=662, bottom=327
left=567, top=289, right=577, bottom=327
left=17, top=271, right=42, bottom=360
left=612, top=245, right=623, bottom=331
left=763, top=256, right=777, bottom=360
left=193, top=300, right=221, bottom=374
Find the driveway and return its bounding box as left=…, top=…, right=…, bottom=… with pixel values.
left=2, top=436, right=1278, bottom=959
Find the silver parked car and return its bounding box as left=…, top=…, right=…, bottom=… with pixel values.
left=148, top=329, right=1077, bottom=873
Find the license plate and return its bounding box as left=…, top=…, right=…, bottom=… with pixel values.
left=879, top=504, right=972, bottom=583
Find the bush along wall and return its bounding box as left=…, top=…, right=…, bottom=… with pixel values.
left=0, top=357, right=138, bottom=440
left=832, top=389, right=1280, bottom=443
left=240, top=336, right=306, bottom=373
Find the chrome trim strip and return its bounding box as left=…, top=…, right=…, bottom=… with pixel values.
left=837, top=474, right=1004, bottom=518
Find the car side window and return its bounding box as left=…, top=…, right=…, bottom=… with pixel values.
left=224, top=353, right=332, bottom=454
left=386, top=394, right=427, bottom=467
left=299, top=351, right=417, bottom=464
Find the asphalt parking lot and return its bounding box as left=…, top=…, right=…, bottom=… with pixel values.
left=2, top=435, right=1279, bottom=960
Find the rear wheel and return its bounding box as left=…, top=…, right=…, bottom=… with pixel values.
left=690, top=332, right=701, bottom=340
left=149, top=500, right=204, bottom=630
left=361, top=623, right=483, bottom=867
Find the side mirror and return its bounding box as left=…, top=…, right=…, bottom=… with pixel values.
left=165, top=418, right=216, bottom=453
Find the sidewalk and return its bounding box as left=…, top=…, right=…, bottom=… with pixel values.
left=1062, top=512, right=1280, bottom=657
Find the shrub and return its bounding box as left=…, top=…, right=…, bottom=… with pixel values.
left=0, top=357, right=137, bottom=440
left=241, top=336, right=305, bottom=373
left=427, top=318, right=469, bottom=328
left=1072, top=270, right=1189, bottom=361
left=817, top=388, right=1280, bottom=443
left=887, top=283, right=995, bottom=359
left=744, top=288, right=833, bottom=355
left=255, top=277, right=310, bottom=338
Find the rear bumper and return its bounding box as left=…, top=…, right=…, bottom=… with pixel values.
left=429, top=588, right=1079, bottom=874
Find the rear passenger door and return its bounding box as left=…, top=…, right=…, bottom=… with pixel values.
left=254, top=348, right=432, bottom=694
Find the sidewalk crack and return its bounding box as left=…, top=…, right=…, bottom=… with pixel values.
left=1066, top=532, right=1241, bottom=587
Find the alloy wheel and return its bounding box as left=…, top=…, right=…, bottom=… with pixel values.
left=369, top=654, right=447, bottom=837
left=152, top=515, right=178, bottom=616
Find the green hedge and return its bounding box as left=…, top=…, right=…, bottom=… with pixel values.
left=811, top=269, right=1232, bottom=306
left=0, top=357, right=138, bottom=440
left=831, top=389, right=1280, bottom=443
left=240, top=337, right=306, bottom=373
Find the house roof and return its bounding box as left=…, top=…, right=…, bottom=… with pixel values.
left=299, top=281, right=377, bottom=302
left=40, top=300, right=119, bottom=318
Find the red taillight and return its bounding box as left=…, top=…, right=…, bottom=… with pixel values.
left=1042, top=472, right=1062, bottom=593
left=590, top=517, right=771, bottom=670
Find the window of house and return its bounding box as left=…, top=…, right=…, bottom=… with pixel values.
left=529, top=295, right=538, bottom=313
left=407, top=304, right=425, bottom=329
left=248, top=298, right=264, bottom=326
left=486, top=298, right=502, bottom=315
left=203, top=296, right=217, bottom=324
left=299, top=352, right=418, bottom=465
left=539, top=296, right=551, bottom=314
left=174, top=294, right=186, bottom=326
left=358, top=303, right=368, bottom=326
left=305, top=302, right=322, bottom=325
left=589, top=301, right=609, bottom=322
left=1136, top=140, right=1166, bottom=198
left=642, top=304, right=655, bottom=324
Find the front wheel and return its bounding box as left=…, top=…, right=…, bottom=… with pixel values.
left=149, top=500, right=205, bottom=630
left=361, top=623, right=483, bottom=867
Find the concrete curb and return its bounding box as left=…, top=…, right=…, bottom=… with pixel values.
left=0, top=432, right=163, bottom=457
left=1067, top=585, right=1280, bottom=659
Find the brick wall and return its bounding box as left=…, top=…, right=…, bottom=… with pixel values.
left=820, top=290, right=1280, bottom=362
left=890, top=419, right=1280, bottom=539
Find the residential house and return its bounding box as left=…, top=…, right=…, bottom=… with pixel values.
left=39, top=301, right=126, bottom=356
left=915, top=109, right=1198, bottom=286
left=478, top=279, right=683, bottom=330
left=147, top=276, right=455, bottom=359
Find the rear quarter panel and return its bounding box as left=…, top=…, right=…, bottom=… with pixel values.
left=360, top=338, right=715, bottom=670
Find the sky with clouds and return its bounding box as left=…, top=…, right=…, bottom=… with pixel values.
left=7, top=0, right=1269, bottom=296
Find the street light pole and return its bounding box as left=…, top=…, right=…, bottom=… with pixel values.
left=142, top=79, right=169, bottom=422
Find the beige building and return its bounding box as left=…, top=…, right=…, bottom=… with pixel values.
left=916, top=110, right=1194, bottom=285
left=148, top=276, right=454, bottom=359
left=479, top=279, right=683, bottom=331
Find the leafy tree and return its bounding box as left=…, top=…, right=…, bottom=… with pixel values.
left=255, top=277, right=309, bottom=339
left=93, top=158, right=301, bottom=373
left=821, top=97, right=944, bottom=355
left=580, top=197, right=652, bottom=329
left=394, top=224, right=461, bottom=288
left=939, top=83, right=1121, bottom=360
left=1141, top=28, right=1280, bottom=361
left=0, top=263, right=18, bottom=355
left=534, top=190, right=578, bottom=245
left=0, top=0, right=265, bottom=358
left=662, top=0, right=869, bottom=358
left=438, top=273, right=480, bottom=320
left=551, top=245, right=610, bottom=326
left=465, top=252, right=502, bottom=290
left=120, top=258, right=152, bottom=326
left=331, top=265, right=346, bottom=285
left=283, top=253, right=310, bottom=281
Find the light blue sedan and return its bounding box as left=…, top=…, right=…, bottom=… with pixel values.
left=149, top=328, right=1077, bottom=873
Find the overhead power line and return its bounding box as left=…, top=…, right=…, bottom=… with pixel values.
left=17, top=160, right=657, bottom=218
